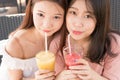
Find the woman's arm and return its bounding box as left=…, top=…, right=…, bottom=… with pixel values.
left=8, top=69, right=23, bottom=80
left=8, top=69, right=35, bottom=80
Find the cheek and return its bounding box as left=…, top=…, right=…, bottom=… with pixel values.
left=85, top=20, right=95, bottom=29
left=55, top=20, right=63, bottom=29
left=84, top=21, right=96, bottom=34
left=33, top=13, right=37, bottom=21
left=59, top=19, right=64, bottom=26
left=33, top=15, right=43, bottom=27
left=66, top=15, right=72, bottom=24
left=66, top=18, right=72, bottom=31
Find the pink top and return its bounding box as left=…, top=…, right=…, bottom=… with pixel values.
left=50, top=33, right=120, bottom=80
left=49, top=34, right=65, bottom=75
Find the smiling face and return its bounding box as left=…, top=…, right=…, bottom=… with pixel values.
left=66, top=0, right=96, bottom=41
left=32, top=1, right=64, bottom=36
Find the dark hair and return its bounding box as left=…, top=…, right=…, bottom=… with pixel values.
left=66, top=0, right=120, bottom=63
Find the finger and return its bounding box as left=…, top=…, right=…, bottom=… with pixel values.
left=35, top=75, right=55, bottom=80
left=77, top=74, right=91, bottom=80
left=35, top=70, right=52, bottom=75
left=43, top=76, right=56, bottom=80
left=70, top=78, right=80, bottom=80
left=76, top=58, right=89, bottom=65
left=71, top=70, right=88, bottom=75
left=39, top=70, right=53, bottom=74
left=36, top=76, right=55, bottom=80
left=35, top=71, right=55, bottom=79
left=59, top=70, right=78, bottom=80
left=62, top=70, right=73, bottom=75
left=64, top=74, right=78, bottom=80
left=69, top=65, right=88, bottom=70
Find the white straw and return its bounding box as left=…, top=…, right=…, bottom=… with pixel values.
left=68, top=34, right=72, bottom=55
left=45, top=32, right=48, bottom=53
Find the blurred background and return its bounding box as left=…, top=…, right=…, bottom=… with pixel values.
left=0, top=0, right=28, bottom=16
left=0, top=0, right=28, bottom=63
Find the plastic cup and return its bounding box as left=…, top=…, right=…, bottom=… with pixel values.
left=35, top=51, right=55, bottom=71
left=63, top=46, right=83, bottom=68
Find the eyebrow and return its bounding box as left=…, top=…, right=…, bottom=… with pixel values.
left=37, top=10, right=63, bottom=16
left=85, top=11, right=94, bottom=15
left=69, top=7, right=79, bottom=11
left=37, top=10, right=45, bottom=13
left=69, top=7, right=94, bottom=14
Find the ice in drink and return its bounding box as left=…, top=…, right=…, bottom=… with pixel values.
left=65, top=53, right=81, bottom=67
left=63, top=46, right=83, bottom=68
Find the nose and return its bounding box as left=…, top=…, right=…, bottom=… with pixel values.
left=74, top=17, right=83, bottom=28
left=43, top=18, right=52, bottom=28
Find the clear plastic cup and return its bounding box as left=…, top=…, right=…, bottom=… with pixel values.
left=35, top=51, right=55, bottom=71
left=63, top=46, right=83, bottom=68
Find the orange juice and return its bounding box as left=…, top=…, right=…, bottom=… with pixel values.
left=36, top=51, right=55, bottom=71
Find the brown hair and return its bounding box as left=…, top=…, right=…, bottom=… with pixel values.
left=15, top=0, right=67, bottom=30
left=10, top=0, right=68, bottom=53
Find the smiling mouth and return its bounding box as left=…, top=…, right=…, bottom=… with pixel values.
left=73, top=31, right=82, bottom=35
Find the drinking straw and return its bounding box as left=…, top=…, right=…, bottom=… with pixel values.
left=45, top=32, right=48, bottom=53
left=68, top=34, right=72, bottom=55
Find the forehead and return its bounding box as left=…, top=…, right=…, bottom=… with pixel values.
left=33, top=1, right=64, bottom=14
left=70, top=0, right=94, bottom=13
left=70, top=0, right=87, bottom=10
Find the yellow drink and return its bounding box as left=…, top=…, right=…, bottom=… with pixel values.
left=36, top=51, right=55, bottom=71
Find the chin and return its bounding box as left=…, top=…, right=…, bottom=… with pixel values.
left=71, top=35, right=83, bottom=41
left=47, top=33, right=54, bottom=37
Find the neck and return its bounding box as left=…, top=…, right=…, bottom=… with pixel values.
left=71, top=37, right=90, bottom=46
left=70, top=37, right=91, bottom=56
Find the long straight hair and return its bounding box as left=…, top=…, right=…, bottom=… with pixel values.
left=66, top=0, right=119, bottom=63
left=85, top=0, right=117, bottom=63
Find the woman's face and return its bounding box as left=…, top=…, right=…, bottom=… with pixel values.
left=33, top=1, right=64, bottom=36
left=66, top=0, right=96, bottom=41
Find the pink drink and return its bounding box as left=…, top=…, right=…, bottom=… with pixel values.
left=65, top=53, right=81, bottom=68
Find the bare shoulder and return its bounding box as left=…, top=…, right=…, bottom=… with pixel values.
left=6, top=30, right=28, bottom=59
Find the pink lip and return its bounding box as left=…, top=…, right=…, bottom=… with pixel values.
left=73, top=31, right=82, bottom=35
left=43, top=30, right=50, bottom=33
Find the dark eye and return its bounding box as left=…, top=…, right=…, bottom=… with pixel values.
left=37, top=13, right=44, bottom=17
left=84, top=15, right=91, bottom=18
left=69, top=11, right=77, bottom=15
left=54, top=16, right=61, bottom=19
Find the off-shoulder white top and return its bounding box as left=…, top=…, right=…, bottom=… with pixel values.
left=0, top=34, right=64, bottom=80
left=0, top=40, right=38, bottom=80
